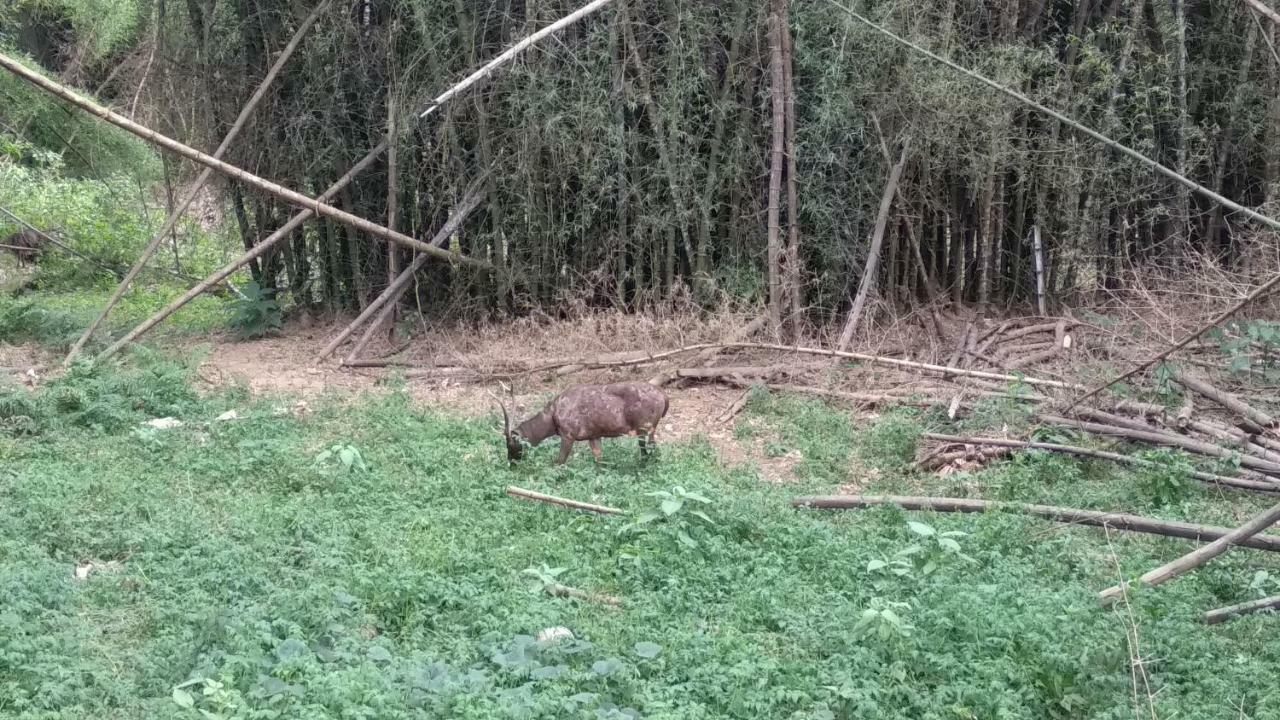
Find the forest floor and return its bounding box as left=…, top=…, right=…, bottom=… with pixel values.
left=7, top=274, right=1280, bottom=717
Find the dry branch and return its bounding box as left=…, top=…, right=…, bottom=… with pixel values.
left=1098, top=501, right=1280, bottom=606
left=922, top=433, right=1279, bottom=493
left=506, top=486, right=625, bottom=516
left=1203, top=593, right=1280, bottom=625
left=63, top=0, right=330, bottom=365
left=1244, top=0, right=1280, bottom=28
left=791, top=494, right=1280, bottom=552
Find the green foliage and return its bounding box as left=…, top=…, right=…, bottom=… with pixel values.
left=1210, top=320, right=1280, bottom=382
left=2, top=372, right=1280, bottom=718
left=227, top=279, right=283, bottom=339
left=620, top=485, right=716, bottom=549
left=1132, top=449, right=1197, bottom=508
left=0, top=349, right=203, bottom=435
left=857, top=408, right=922, bottom=472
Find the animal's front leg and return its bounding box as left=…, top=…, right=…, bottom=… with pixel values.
left=588, top=438, right=603, bottom=463
left=556, top=437, right=575, bottom=465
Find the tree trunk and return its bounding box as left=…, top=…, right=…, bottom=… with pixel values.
left=765, top=8, right=786, bottom=336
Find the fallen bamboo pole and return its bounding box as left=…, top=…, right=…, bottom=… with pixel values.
left=0, top=52, right=492, bottom=273
left=506, top=486, right=625, bottom=516
left=1041, top=415, right=1280, bottom=476
left=790, top=494, right=1280, bottom=552
left=716, top=342, right=1080, bottom=389
left=921, top=433, right=1280, bottom=493
left=1203, top=593, right=1280, bottom=625
left=1098, top=501, right=1280, bottom=606
left=63, top=0, right=330, bottom=365
left=320, top=181, right=487, bottom=362
left=1171, top=370, right=1275, bottom=433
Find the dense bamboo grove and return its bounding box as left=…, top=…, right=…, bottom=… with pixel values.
left=5, top=0, right=1280, bottom=323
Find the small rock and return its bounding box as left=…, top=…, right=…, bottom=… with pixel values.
left=536, top=626, right=574, bottom=644
left=215, top=410, right=241, bottom=422
left=145, top=417, right=183, bottom=430
left=74, top=563, right=92, bottom=581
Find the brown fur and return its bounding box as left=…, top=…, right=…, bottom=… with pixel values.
left=2, top=229, right=46, bottom=267
left=502, top=382, right=669, bottom=464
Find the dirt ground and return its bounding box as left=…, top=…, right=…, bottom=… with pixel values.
left=179, top=322, right=810, bottom=482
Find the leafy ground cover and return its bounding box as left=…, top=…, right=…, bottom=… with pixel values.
left=2, top=358, right=1280, bottom=719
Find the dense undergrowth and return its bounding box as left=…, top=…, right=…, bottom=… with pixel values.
left=3, top=358, right=1280, bottom=719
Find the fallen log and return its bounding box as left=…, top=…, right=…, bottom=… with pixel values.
left=790, top=494, right=1280, bottom=552
left=920, top=433, right=1279, bottom=493
left=506, top=486, right=624, bottom=516
left=1203, top=593, right=1280, bottom=625
left=1098, top=500, right=1280, bottom=606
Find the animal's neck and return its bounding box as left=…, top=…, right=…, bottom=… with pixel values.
left=517, top=410, right=557, bottom=445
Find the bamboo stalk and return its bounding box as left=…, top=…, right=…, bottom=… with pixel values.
left=63, top=0, right=331, bottom=365
left=791, top=494, right=1280, bottom=552
left=1098, top=501, right=1280, bottom=606
left=97, top=147, right=388, bottom=360
left=838, top=140, right=911, bottom=350
left=506, top=486, right=625, bottom=516
left=1203, top=593, right=1280, bottom=624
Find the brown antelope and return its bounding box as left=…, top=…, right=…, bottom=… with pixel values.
left=500, top=382, right=670, bottom=465
left=1, top=229, right=46, bottom=268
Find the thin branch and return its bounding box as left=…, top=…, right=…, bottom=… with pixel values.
left=1203, top=593, right=1280, bottom=624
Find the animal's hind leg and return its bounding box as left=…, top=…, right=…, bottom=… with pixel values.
left=556, top=437, right=575, bottom=465
left=639, top=427, right=657, bottom=459
left=588, top=438, right=603, bottom=463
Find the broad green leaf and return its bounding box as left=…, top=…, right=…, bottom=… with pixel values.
left=633, top=641, right=662, bottom=658
left=367, top=646, right=393, bottom=663
left=867, top=559, right=887, bottom=571
left=591, top=658, right=624, bottom=676
left=172, top=688, right=195, bottom=709
left=661, top=498, right=683, bottom=516
left=907, top=521, right=935, bottom=537
left=676, top=530, right=698, bottom=548
left=689, top=510, right=715, bottom=525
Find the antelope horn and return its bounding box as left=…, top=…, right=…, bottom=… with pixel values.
left=499, top=401, right=511, bottom=438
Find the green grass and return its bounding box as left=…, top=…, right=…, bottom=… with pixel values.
left=3, top=364, right=1280, bottom=719
left=0, top=287, right=229, bottom=352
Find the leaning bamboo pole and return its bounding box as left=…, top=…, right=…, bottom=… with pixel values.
left=318, top=181, right=487, bottom=362
left=0, top=52, right=491, bottom=272
left=63, top=0, right=331, bottom=365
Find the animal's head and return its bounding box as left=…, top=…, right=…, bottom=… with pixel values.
left=499, top=402, right=525, bottom=463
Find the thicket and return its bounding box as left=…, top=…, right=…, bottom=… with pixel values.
left=2, top=0, right=1279, bottom=323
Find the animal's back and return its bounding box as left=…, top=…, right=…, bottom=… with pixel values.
left=550, top=382, right=667, bottom=440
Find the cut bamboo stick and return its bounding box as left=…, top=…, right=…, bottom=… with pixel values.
left=506, top=486, right=625, bottom=516
left=1203, top=593, right=1280, bottom=624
